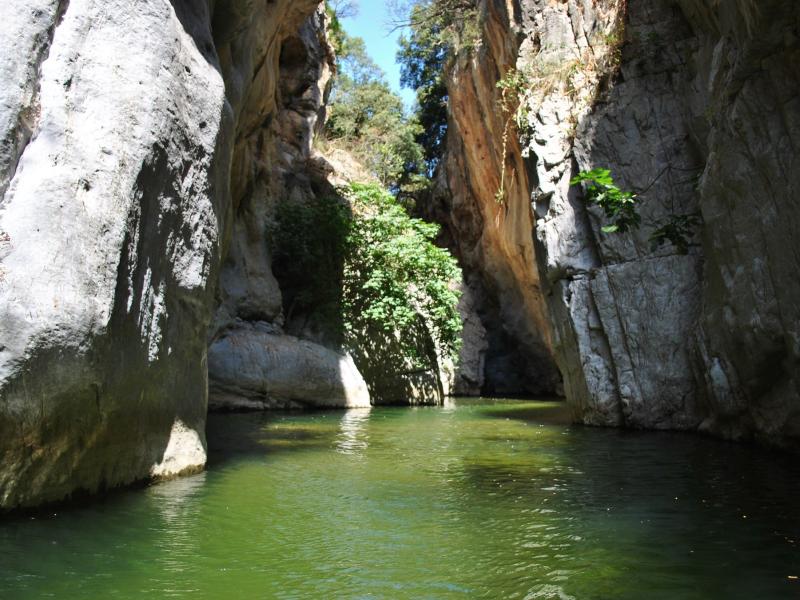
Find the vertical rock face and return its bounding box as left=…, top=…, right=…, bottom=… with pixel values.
left=441, top=0, right=800, bottom=446
left=432, top=0, right=562, bottom=397
left=527, top=0, right=706, bottom=430
left=206, top=6, right=375, bottom=410
left=683, top=0, right=800, bottom=444
left=0, top=0, right=322, bottom=509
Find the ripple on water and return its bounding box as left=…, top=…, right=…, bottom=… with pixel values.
left=0, top=399, right=799, bottom=599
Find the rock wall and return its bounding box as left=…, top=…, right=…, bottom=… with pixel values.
left=680, top=0, right=800, bottom=445
left=525, top=0, right=705, bottom=429
left=441, top=0, right=800, bottom=447
left=205, top=5, right=376, bottom=410
left=430, top=1, right=562, bottom=397
left=0, top=0, right=322, bottom=509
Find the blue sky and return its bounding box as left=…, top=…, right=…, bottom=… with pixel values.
left=340, top=4, right=416, bottom=108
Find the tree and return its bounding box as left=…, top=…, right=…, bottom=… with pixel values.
left=324, top=28, right=426, bottom=192
left=343, top=183, right=462, bottom=364
left=336, top=36, right=384, bottom=85
left=329, top=0, right=358, bottom=20
left=269, top=183, right=463, bottom=367
left=395, top=0, right=479, bottom=173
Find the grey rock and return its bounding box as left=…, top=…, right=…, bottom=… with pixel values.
left=548, top=0, right=800, bottom=444
left=0, top=0, right=322, bottom=509
left=208, top=324, right=370, bottom=410
left=0, top=0, right=228, bottom=509
left=451, top=281, right=488, bottom=396
left=442, top=0, right=800, bottom=448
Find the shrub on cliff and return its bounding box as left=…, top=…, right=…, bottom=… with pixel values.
left=570, top=168, right=702, bottom=253
left=343, top=183, right=462, bottom=365
left=269, top=195, right=351, bottom=332
left=324, top=29, right=426, bottom=194
left=269, top=183, right=462, bottom=368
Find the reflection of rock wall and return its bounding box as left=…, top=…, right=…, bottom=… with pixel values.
left=443, top=0, right=800, bottom=447
left=0, top=0, right=322, bottom=509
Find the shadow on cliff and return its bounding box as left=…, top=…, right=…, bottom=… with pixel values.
left=169, top=1, right=223, bottom=71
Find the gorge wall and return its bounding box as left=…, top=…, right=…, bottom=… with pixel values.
left=0, top=0, right=797, bottom=510
left=206, top=5, right=372, bottom=411
left=440, top=0, right=800, bottom=447
left=0, top=0, right=328, bottom=509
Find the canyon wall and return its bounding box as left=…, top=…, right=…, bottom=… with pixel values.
left=429, top=2, right=562, bottom=397
left=206, top=6, right=372, bottom=411
left=441, top=0, right=800, bottom=446
left=0, top=0, right=324, bottom=509
left=1, top=0, right=796, bottom=510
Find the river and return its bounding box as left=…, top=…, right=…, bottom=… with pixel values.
left=1, top=399, right=798, bottom=598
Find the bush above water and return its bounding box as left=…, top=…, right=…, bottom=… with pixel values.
left=270, top=183, right=463, bottom=376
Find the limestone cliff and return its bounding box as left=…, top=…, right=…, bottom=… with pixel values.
left=206, top=6, right=372, bottom=411
left=439, top=0, right=800, bottom=447
left=0, top=0, right=325, bottom=509
left=427, top=3, right=563, bottom=396
left=1, top=0, right=796, bottom=511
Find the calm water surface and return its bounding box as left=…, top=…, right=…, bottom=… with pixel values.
left=1, top=399, right=799, bottom=599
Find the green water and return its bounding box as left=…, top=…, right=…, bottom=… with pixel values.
left=1, top=399, right=799, bottom=599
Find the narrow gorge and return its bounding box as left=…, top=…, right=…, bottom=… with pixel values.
left=0, top=0, right=798, bottom=596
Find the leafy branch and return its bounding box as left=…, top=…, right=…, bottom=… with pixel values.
left=649, top=211, right=703, bottom=254
left=570, top=168, right=702, bottom=254
left=570, top=168, right=640, bottom=233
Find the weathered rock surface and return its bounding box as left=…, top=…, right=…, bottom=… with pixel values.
left=205, top=6, right=378, bottom=410
left=429, top=1, right=562, bottom=397
left=441, top=0, right=800, bottom=447
left=209, top=322, right=370, bottom=410
left=0, top=0, right=322, bottom=509
left=520, top=0, right=707, bottom=429
left=533, top=0, right=800, bottom=444
left=683, top=0, right=800, bottom=445
left=450, top=281, right=488, bottom=396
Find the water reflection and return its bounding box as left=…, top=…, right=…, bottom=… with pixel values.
left=441, top=396, right=457, bottom=412
left=1, top=400, right=799, bottom=600
left=147, top=473, right=207, bottom=580
left=147, top=472, right=207, bottom=524
left=335, top=408, right=371, bottom=456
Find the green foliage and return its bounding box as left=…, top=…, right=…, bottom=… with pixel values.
left=334, top=35, right=384, bottom=85
left=570, top=168, right=702, bottom=254
left=397, top=0, right=480, bottom=173
left=570, top=168, right=640, bottom=233
left=325, top=29, right=426, bottom=193
left=343, top=183, right=462, bottom=362
left=269, top=196, right=351, bottom=333
left=325, top=2, right=347, bottom=56
left=650, top=211, right=703, bottom=255
left=496, top=68, right=531, bottom=130
left=269, top=184, right=463, bottom=365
